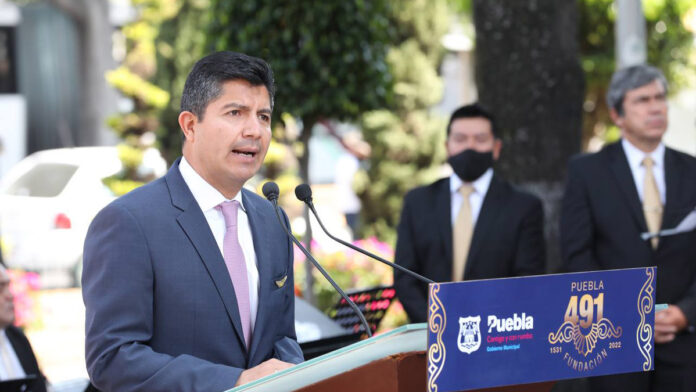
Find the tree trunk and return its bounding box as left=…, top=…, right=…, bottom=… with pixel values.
left=50, top=0, right=116, bottom=146
left=473, top=0, right=584, bottom=273
left=78, top=0, right=116, bottom=145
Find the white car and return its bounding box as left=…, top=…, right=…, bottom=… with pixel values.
left=0, top=146, right=167, bottom=286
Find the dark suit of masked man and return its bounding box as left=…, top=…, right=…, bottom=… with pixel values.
left=394, top=104, right=546, bottom=323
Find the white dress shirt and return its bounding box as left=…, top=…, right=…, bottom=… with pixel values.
left=450, top=168, right=494, bottom=226
left=622, top=139, right=666, bottom=204
left=0, top=329, right=26, bottom=380
left=179, top=157, right=260, bottom=332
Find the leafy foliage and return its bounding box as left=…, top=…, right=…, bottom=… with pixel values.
left=357, top=0, right=450, bottom=244
left=206, top=1, right=393, bottom=127
left=153, top=0, right=211, bottom=163
left=107, top=67, right=169, bottom=109
left=104, top=0, right=174, bottom=194
left=579, top=0, right=696, bottom=147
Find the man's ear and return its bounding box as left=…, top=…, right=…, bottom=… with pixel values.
left=609, top=108, right=624, bottom=128
left=178, top=111, right=198, bottom=143
left=492, top=138, right=502, bottom=161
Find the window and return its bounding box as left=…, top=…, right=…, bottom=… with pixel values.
left=4, top=163, right=78, bottom=197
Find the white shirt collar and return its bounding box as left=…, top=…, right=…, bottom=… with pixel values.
left=450, top=167, right=494, bottom=196
left=0, top=329, right=26, bottom=380
left=622, top=138, right=665, bottom=171
left=179, top=156, right=245, bottom=213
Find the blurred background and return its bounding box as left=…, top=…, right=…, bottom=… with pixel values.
left=0, top=0, right=693, bottom=390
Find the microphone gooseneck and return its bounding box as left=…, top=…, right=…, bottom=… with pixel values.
left=263, top=182, right=373, bottom=338
left=295, top=184, right=434, bottom=285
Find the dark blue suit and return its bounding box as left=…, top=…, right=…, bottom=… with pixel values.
left=561, top=141, right=696, bottom=391
left=395, top=175, right=546, bottom=323
left=83, top=159, right=302, bottom=392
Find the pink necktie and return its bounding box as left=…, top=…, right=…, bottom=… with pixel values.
left=218, top=201, right=252, bottom=348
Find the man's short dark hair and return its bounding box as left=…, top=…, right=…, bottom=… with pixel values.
left=447, top=103, right=497, bottom=137
left=606, top=64, right=667, bottom=116
left=180, top=51, right=275, bottom=120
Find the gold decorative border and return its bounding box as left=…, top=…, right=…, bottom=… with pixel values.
left=636, top=267, right=655, bottom=371
left=428, top=284, right=446, bottom=392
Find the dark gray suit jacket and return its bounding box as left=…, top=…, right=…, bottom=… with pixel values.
left=83, top=158, right=302, bottom=391
left=394, top=175, right=546, bottom=323
left=561, top=140, right=696, bottom=366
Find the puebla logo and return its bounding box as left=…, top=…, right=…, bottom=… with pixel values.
left=457, top=316, right=482, bottom=354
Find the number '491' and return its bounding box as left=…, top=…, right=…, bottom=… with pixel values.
left=564, top=293, right=604, bottom=328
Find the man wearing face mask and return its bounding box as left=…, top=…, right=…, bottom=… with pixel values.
left=394, top=104, right=546, bottom=323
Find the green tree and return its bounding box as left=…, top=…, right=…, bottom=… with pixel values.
left=357, top=0, right=451, bottom=245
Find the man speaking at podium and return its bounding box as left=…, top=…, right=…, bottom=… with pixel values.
left=83, top=51, right=302, bottom=391
left=561, top=65, right=696, bottom=391
left=394, top=104, right=546, bottom=323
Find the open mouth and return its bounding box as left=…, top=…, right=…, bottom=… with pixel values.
left=232, top=150, right=257, bottom=158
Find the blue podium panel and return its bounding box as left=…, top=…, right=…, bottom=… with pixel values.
left=427, top=268, right=656, bottom=392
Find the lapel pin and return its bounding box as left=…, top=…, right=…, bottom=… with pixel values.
left=275, top=275, right=287, bottom=288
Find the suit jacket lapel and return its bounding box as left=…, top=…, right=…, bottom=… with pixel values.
left=465, top=176, right=504, bottom=278
left=662, top=148, right=686, bottom=230
left=243, top=190, right=275, bottom=364
left=607, top=142, right=647, bottom=232
left=436, top=180, right=453, bottom=278
left=165, top=159, right=247, bottom=352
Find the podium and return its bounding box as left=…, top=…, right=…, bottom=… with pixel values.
left=231, top=269, right=652, bottom=391
left=228, top=324, right=553, bottom=392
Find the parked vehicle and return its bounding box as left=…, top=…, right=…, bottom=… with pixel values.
left=0, top=147, right=166, bottom=287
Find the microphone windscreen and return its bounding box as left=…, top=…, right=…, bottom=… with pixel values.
left=295, top=184, right=312, bottom=203
left=262, top=181, right=280, bottom=201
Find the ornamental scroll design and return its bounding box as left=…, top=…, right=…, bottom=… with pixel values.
left=636, top=268, right=655, bottom=371
left=548, top=319, right=622, bottom=357
left=427, top=284, right=446, bottom=392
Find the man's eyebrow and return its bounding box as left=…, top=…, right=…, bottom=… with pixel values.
left=633, top=93, right=664, bottom=101
left=220, top=102, right=248, bottom=110
left=220, top=102, right=272, bottom=114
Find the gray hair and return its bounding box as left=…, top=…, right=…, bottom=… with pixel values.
left=606, top=65, right=668, bottom=115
